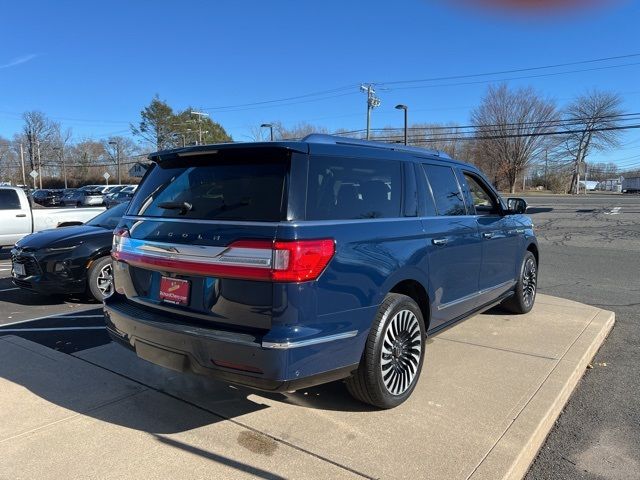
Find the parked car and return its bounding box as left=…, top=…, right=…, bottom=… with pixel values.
left=31, top=189, right=65, bottom=207
left=61, top=187, right=105, bottom=207
left=105, top=190, right=135, bottom=209
left=105, top=135, right=538, bottom=409
left=11, top=202, right=128, bottom=300
left=103, top=185, right=128, bottom=199
left=0, top=186, right=105, bottom=247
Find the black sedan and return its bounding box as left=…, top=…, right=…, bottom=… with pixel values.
left=11, top=202, right=128, bottom=301
left=32, top=189, right=65, bottom=207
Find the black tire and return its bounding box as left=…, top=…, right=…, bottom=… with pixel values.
left=346, top=293, right=426, bottom=409
left=76, top=201, right=81, bottom=208
left=502, top=251, right=537, bottom=314
left=87, top=256, right=114, bottom=301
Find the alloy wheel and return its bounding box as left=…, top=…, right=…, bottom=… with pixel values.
left=380, top=309, right=423, bottom=396
left=522, top=257, right=537, bottom=308
left=96, top=263, right=113, bottom=298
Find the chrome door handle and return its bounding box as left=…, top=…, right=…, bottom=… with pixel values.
left=432, top=238, right=448, bottom=246
left=482, top=232, right=494, bottom=239
left=16, top=214, right=27, bottom=218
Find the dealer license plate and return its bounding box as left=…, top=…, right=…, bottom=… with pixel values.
left=159, top=277, right=190, bottom=306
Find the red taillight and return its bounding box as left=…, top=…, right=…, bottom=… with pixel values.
left=111, top=227, right=130, bottom=260
left=271, top=239, right=335, bottom=282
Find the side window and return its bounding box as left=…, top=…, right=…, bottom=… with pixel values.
left=0, top=190, right=22, bottom=210
left=463, top=173, right=499, bottom=216
left=306, top=156, right=402, bottom=220
left=421, top=164, right=466, bottom=216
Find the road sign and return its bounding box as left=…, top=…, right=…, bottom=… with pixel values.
left=29, top=170, right=38, bottom=179
left=103, top=172, right=111, bottom=180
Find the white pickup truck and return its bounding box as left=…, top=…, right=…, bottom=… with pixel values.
left=0, top=186, right=105, bottom=247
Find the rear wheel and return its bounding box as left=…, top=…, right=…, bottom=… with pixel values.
left=346, top=293, right=426, bottom=409
left=502, top=251, right=537, bottom=314
left=87, top=256, right=113, bottom=301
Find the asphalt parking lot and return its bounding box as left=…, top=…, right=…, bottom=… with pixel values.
left=0, top=193, right=638, bottom=479
left=523, top=194, right=640, bottom=480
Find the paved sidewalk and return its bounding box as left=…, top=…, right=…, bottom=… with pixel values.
left=0, top=294, right=614, bottom=479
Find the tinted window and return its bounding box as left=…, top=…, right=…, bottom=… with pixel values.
left=306, top=156, right=401, bottom=220
left=0, top=190, right=21, bottom=210
left=128, top=155, right=289, bottom=222
left=463, top=173, right=499, bottom=215
left=422, top=164, right=466, bottom=216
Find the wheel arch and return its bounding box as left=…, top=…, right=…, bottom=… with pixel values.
left=388, top=278, right=431, bottom=331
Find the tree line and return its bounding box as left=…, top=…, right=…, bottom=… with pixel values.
left=0, top=88, right=635, bottom=193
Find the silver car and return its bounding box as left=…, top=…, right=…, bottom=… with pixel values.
left=62, top=186, right=105, bottom=207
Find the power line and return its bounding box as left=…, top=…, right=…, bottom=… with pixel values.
left=375, top=53, right=640, bottom=87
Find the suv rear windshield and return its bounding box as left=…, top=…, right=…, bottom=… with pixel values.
left=127, top=154, right=289, bottom=222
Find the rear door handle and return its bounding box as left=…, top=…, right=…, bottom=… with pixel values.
left=482, top=232, right=494, bottom=239
left=16, top=214, right=27, bottom=218
left=432, top=238, right=448, bottom=246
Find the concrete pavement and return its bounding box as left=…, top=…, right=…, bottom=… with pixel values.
left=0, top=294, right=614, bottom=479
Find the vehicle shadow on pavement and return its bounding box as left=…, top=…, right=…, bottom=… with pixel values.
left=0, top=287, right=94, bottom=307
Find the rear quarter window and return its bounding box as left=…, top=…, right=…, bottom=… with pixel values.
left=0, top=190, right=21, bottom=210
left=306, top=156, right=402, bottom=220
left=127, top=154, right=289, bottom=222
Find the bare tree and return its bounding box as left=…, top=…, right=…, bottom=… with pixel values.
left=22, top=111, right=57, bottom=186
left=472, top=84, right=559, bottom=193
left=561, top=90, right=624, bottom=194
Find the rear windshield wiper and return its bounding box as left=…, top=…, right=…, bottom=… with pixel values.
left=157, top=201, right=193, bottom=215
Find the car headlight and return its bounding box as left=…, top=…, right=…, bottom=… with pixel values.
left=45, top=245, right=77, bottom=253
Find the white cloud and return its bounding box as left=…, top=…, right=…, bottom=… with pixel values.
left=0, top=54, right=38, bottom=69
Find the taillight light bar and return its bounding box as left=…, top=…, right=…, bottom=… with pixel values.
left=112, top=237, right=335, bottom=283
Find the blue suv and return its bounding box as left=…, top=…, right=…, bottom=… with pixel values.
left=104, top=135, right=538, bottom=409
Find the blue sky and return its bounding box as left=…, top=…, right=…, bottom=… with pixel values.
left=1, top=0, right=639, bottom=168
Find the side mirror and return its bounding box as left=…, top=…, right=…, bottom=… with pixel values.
left=506, top=197, right=528, bottom=214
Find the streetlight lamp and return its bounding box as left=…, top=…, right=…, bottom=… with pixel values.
left=108, top=141, right=121, bottom=184
left=52, top=147, right=67, bottom=189
left=260, top=123, right=274, bottom=141
left=395, top=104, right=408, bottom=146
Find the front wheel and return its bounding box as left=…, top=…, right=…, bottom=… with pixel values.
left=346, top=293, right=426, bottom=409
left=87, top=256, right=114, bottom=301
left=502, top=251, right=537, bottom=314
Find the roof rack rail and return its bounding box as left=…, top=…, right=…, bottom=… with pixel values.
left=301, top=134, right=450, bottom=159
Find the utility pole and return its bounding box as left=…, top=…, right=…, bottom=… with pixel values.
left=19, top=143, right=26, bottom=186
left=544, top=149, right=548, bottom=190
left=190, top=111, right=209, bottom=145
left=36, top=140, right=42, bottom=189
left=360, top=84, right=381, bottom=140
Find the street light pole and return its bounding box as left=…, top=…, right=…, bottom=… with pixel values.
left=395, top=104, right=408, bottom=145
left=260, top=123, right=274, bottom=141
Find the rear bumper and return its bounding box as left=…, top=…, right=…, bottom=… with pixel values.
left=103, top=295, right=359, bottom=392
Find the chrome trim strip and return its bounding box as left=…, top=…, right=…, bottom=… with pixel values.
left=437, top=280, right=515, bottom=311
left=117, top=238, right=272, bottom=268
left=262, top=330, right=358, bottom=349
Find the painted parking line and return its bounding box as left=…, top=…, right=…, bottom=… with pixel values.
left=604, top=206, right=622, bottom=215
left=0, top=313, right=104, bottom=328
left=0, top=326, right=105, bottom=333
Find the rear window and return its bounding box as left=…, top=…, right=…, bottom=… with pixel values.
left=127, top=154, right=289, bottom=221
left=306, top=156, right=402, bottom=220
